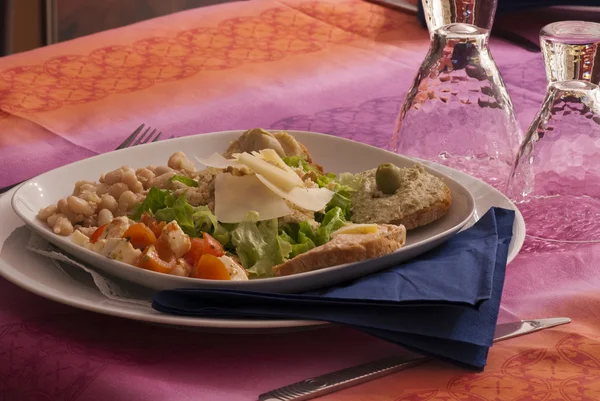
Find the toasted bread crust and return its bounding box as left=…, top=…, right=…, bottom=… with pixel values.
left=273, top=224, right=406, bottom=277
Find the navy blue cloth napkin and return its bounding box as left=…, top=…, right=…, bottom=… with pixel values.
left=153, top=207, right=515, bottom=369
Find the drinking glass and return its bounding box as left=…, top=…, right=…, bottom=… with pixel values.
left=507, top=21, right=600, bottom=243
left=390, top=0, right=522, bottom=191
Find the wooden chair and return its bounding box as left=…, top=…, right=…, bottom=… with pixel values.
left=1, top=0, right=8, bottom=56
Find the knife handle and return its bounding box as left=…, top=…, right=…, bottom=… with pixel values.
left=258, top=356, right=427, bottom=401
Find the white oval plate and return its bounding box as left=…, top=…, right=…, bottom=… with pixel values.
left=0, top=131, right=525, bottom=331
left=11, top=131, right=476, bottom=293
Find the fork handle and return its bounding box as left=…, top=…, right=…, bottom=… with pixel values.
left=258, top=356, right=427, bottom=401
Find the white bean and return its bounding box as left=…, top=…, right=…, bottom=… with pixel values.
left=99, top=194, right=119, bottom=213
left=131, top=181, right=144, bottom=194
left=154, top=166, right=174, bottom=176
left=67, top=196, right=96, bottom=216
left=104, top=169, right=123, bottom=185
left=118, top=190, right=137, bottom=211
left=37, top=204, right=58, bottom=221
left=149, top=172, right=176, bottom=189
left=80, top=190, right=101, bottom=204
left=120, top=166, right=135, bottom=175
left=122, top=171, right=137, bottom=188
left=168, top=152, right=195, bottom=172
left=122, top=172, right=144, bottom=193
left=57, top=199, right=70, bottom=215
left=136, top=168, right=155, bottom=189
left=97, top=209, right=114, bottom=226
left=95, top=183, right=110, bottom=195
left=83, top=215, right=98, bottom=227
left=57, top=199, right=82, bottom=223
left=81, top=183, right=96, bottom=192
left=72, top=180, right=95, bottom=196
left=47, top=212, right=66, bottom=227
left=110, top=182, right=129, bottom=198
left=53, top=216, right=74, bottom=235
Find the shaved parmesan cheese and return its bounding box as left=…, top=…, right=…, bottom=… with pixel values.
left=214, top=173, right=292, bottom=223
left=237, top=153, right=303, bottom=191
left=257, top=149, right=298, bottom=176
left=255, top=174, right=334, bottom=212
left=194, top=153, right=242, bottom=169
left=333, top=224, right=378, bottom=237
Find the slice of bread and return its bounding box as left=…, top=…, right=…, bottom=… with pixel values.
left=273, top=224, right=406, bottom=277
left=350, top=164, right=451, bottom=230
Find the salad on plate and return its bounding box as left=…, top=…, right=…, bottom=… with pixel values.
left=37, top=129, right=452, bottom=281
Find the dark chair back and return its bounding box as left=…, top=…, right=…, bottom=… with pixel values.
left=0, top=0, right=7, bottom=56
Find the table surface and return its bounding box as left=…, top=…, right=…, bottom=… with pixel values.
left=2, top=1, right=600, bottom=400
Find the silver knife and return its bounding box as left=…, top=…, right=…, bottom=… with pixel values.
left=258, top=318, right=571, bottom=401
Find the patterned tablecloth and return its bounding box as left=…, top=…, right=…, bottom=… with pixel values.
left=1, top=1, right=600, bottom=400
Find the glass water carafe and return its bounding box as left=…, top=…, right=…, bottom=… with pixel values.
left=390, top=0, right=522, bottom=190
left=508, top=21, right=600, bottom=243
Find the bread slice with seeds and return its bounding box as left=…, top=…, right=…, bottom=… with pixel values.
left=273, top=224, right=406, bottom=277
left=350, top=164, right=451, bottom=230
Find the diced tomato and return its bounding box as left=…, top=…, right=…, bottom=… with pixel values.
left=90, top=224, right=107, bottom=244
left=192, top=254, right=230, bottom=280
left=154, top=238, right=175, bottom=262
left=122, top=223, right=157, bottom=250
left=140, top=213, right=166, bottom=238
left=182, top=234, right=223, bottom=267
left=137, top=245, right=175, bottom=274
left=183, top=238, right=204, bottom=267
left=201, top=233, right=224, bottom=257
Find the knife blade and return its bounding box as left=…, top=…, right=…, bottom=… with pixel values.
left=258, top=318, right=571, bottom=401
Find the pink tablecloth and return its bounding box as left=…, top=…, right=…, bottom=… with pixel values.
left=2, top=1, right=600, bottom=400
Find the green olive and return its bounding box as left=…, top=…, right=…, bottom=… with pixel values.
left=376, top=163, right=403, bottom=194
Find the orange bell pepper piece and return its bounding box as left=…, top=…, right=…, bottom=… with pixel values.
left=192, top=254, right=230, bottom=280
left=137, top=244, right=175, bottom=274
left=123, top=223, right=157, bottom=250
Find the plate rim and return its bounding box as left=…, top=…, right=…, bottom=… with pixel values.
left=10, top=130, right=476, bottom=291
left=0, top=130, right=525, bottom=330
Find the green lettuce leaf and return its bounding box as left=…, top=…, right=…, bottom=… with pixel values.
left=231, top=212, right=291, bottom=278
left=315, top=206, right=347, bottom=246
left=169, top=175, right=198, bottom=187
left=338, top=172, right=363, bottom=191
left=154, top=193, right=196, bottom=237
left=327, top=192, right=351, bottom=220
left=282, top=155, right=360, bottom=221
left=282, top=155, right=319, bottom=173
left=278, top=230, right=296, bottom=245
left=131, top=187, right=169, bottom=221
left=279, top=220, right=317, bottom=258
left=193, top=206, right=230, bottom=246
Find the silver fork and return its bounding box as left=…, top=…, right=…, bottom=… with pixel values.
left=0, top=124, right=174, bottom=194
left=116, top=123, right=173, bottom=150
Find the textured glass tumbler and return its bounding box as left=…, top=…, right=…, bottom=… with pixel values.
left=390, top=0, right=522, bottom=190
left=508, top=21, right=600, bottom=244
